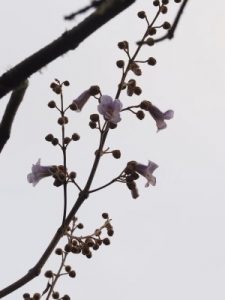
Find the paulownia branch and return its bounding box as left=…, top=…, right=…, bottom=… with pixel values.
left=0, top=80, right=29, bottom=153
left=154, top=0, right=189, bottom=43
left=0, top=0, right=135, bottom=100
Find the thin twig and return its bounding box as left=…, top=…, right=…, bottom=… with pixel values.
left=0, top=80, right=28, bottom=153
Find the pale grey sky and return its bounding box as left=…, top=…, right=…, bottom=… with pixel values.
left=1, top=1, right=225, bottom=299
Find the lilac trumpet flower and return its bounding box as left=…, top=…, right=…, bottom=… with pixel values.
left=98, top=95, right=122, bottom=124
left=27, top=159, right=53, bottom=186
left=72, top=89, right=91, bottom=111
left=148, top=103, right=174, bottom=131
left=135, top=160, right=158, bottom=187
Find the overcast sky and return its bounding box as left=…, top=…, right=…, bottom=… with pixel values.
left=1, top=1, right=225, bottom=299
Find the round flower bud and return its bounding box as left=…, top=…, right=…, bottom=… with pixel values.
left=163, top=21, right=171, bottom=29
left=153, top=0, right=160, bottom=6
left=146, top=38, right=155, bottom=46
left=93, top=243, right=99, bottom=251
left=45, top=270, right=53, bottom=278
left=107, top=229, right=114, bottom=236
left=160, top=5, right=168, bottom=14
left=52, top=291, right=60, bottom=299
left=33, top=293, right=41, bottom=300
left=64, top=137, right=71, bottom=144
left=23, top=293, right=30, bottom=299
left=148, top=27, right=156, bottom=36
left=89, top=85, right=100, bottom=96
left=62, top=295, right=71, bottom=300
left=58, top=117, right=64, bottom=125
left=89, top=121, right=97, bottom=129
left=64, top=244, right=72, bottom=253
left=137, top=11, right=146, bottom=19
left=52, top=138, right=59, bottom=146
left=53, top=179, right=63, bottom=187
left=69, top=270, right=76, bottom=278
left=45, top=133, right=54, bottom=142
left=134, top=68, right=142, bottom=76
left=48, top=101, right=56, bottom=108
left=63, top=80, right=70, bottom=86
left=162, top=0, right=169, bottom=4
left=69, top=103, right=78, bottom=111
left=116, top=60, right=125, bottom=69
left=72, top=133, right=80, bottom=141
left=69, top=171, right=76, bottom=179
left=174, top=0, right=181, bottom=2
left=77, top=223, right=84, bottom=229
left=108, top=122, right=117, bottom=129
left=134, top=86, right=142, bottom=95
left=55, top=248, right=63, bottom=256
left=103, top=238, right=110, bottom=246
left=50, top=83, right=61, bottom=94
left=112, top=150, right=121, bottom=159
left=147, top=57, right=157, bottom=66
left=102, top=212, right=109, bottom=219
left=65, top=265, right=72, bottom=272
left=90, top=114, right=99, bottom=122
left=117, top=41, right=128, bottom=50
left=86, top=252, right=92, bottom=259
left=136, top=110, right=145, bottom=120
left=140, top=100, right=151, bottom=110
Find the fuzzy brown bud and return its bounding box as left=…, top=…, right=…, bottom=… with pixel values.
left=64, top=137, right=71, bottom=144
left=69, top=171, right=76, bottom=179
left=137, top=11, right=146, bottom=19
left=107, top=229, right=114, bottom=236
left=146, top=37, right=155, bottom=46
left=65, top=265, right=71, bottom=272
left=63, top=80, right=70, bottom=86
left=153, top=0, right=160, bottom=5
left=112, top=150, right=121, bottom=159
left=134, top=86, right=142, bottom=96
left=163, top=21, right=171, bottom=29
left=89, top=121, right=97, bottom=129
left=147, top=57, right=157, bottom=66
left=160, top=5, right=168, bottom=13
left=69, top=270, right=76, bottom=278
left=116, top=60, right=125, bottom=68
left=23, top=293, right=30, bottom=300
left=45, top=270, right=53, bottom=278
left=48, top=101, right=56, bottom=108
left=102, top=212, right=109, bottom=219
left=103, top=238, right=110, bottom=246
left=52, top=138, right=59, bottom=146
left=69, top=103, right=78, bottom=111
left=72, top=133, right=80, bottom=141
left=109, top=122, right=117, bottom=129
left=52, top=292, right=60, bottom=299
left=89, top=85, right=100, bottom=96
left=62, top=295, right=70, bottom=300
left=90, top=114, right=99, bottom=122
left=140, top=100, right=151, bottom=110
left=118, top=41, right=128, bottom=50
left=148, top=27, right=157, bottom=36
left=77, top=223, right=84, bottom=229
left=45, top=134, right=54, bottom=142
left=162, top=0, right=169, bottom=4
left=136, top=110, right=145, bottom=120
left=33, top=293, right=41, bottom=300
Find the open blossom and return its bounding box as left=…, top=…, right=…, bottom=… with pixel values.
left=148, top=103, right=174, bottom=131
left=72, top=89, right=91, bottom=111
left=27, top=159, right=53, bottom=186
left=97, top=95, right=122, bottom=124
left=135, top=160, right=158, bottom=187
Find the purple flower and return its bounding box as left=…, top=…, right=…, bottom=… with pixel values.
left=135, top=160, right=158, bottom=187
left=72, top=89, right=91, bottom=111
left=27, top=159, right=53, bottom=186
left=148, top=103, right=174, bottom=131
left=97, top=95, right=122, bottom=124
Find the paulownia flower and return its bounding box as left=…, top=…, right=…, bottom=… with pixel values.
left=98, top=95, right=122, bottom=124
left=27, top=159, right=53, bottom=186
left=135, top=160, right=158, bottom=187
left=72, top=89, right=91, bottom=111
left=148, top=103, right=174, bottom=131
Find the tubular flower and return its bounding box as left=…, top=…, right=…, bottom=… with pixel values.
left=97, top=95, right=122, bottom=124
left=72, top=89, right=91, bottom=111
left=148, top=102, right=174, bottom=131
left=135, top=160, right=158, bottom=187
left=27, top=159, right=53, bottom=186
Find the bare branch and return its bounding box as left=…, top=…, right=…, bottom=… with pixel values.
left=0, top=80, right=28, bottom=153
left=0, top=0, right=135, bottom=100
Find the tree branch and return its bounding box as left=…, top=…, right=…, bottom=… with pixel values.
left=0, top=0, right=135, bottom=100
left=0, top=80, right=28, bottom=153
